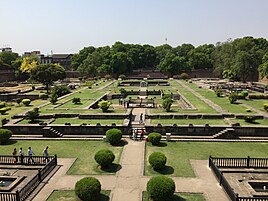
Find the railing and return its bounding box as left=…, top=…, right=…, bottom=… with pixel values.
left=211, top=156, right=268, bottom=168
left=209, top=156, right=268, bottom=201
left=0, top=155, right=55, bottom=165
left=0, top=192, right=18, bottom=201
left=0, top=155, right=57, bottom=201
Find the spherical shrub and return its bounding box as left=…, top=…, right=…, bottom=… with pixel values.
left=147, top=176, right=175, bottom=201
left=105, top=128, right=122, bottom=145
left=149, top=152, right=167, bottom=170
left=75, top=177, right=101, bottom=201
left=264, top=103, right=268, bottom=110
left=94, top=149, right=115, bottom=168
left=244, top=116, right=256, bottom=123
left=0, top=102, right=6, bottom=109
left=0, top=107, right=10, bottom=115
left=0, top=129, right=12, bottom=144
left=148, top=132, right=162, bottom=145
left=39, top=93, right=48, bottom=99
left=22, top=99, right=31, bottom=106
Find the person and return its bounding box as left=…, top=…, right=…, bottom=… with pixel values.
left=140, top=129, right=145, bottom=141
left=132, top=129, right=137, bottom=141
left=27, top=147, right=35, bottom=164
left=42, top=146, right=50, bottom=163
left=139, top=113, right=143, bottom=124
left=19, top=147, right=24, bottom=164
left=12, top=148, right=18, bottom=163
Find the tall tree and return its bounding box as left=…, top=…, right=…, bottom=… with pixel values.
left=31, top=63, right=66, bottom=93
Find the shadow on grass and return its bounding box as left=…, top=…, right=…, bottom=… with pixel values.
left=113, top=140, right=128, bottom=147
left=143, top=192, right=194, bottom=201
left=1, top=140, right=18, bottom=145
left=156, top=165, right=174, bottom=175
left=155, top=142, right=167, bottom=147
left=99, top=193, right=110, bottom=201
left=246, top=121, right=260, bottom=125
left=29, top=120, right=44, bottom=124
left=100, top=163, right=122, bottom=173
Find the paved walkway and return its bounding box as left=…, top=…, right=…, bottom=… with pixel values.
left=33, top=139, right=229, bottom=201
left=176, top=80, right=227, bottom=113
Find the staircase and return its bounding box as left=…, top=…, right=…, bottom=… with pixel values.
left=43, top=127, right=64, bottom=137
left=213, top=128, right=235, bottom=139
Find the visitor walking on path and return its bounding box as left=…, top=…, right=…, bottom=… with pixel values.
left=12, top=148, right=18, bottom=163
left=42, top=146, right=50, bottom=163
left=139, top=113, right=143, bottom=124
left=132, top=129, right=137, bottom=141
left=28, top=147, right=35, bottom=164
left=140, top=129, right=145, bottom=141
left=19, top=147, right=24, bottom=164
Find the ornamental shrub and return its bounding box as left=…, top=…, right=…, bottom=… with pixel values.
left=244, top=116, right=256, bottom=123
left=148, top=132, right=162, bottom=145
left=25, top=108, right=39, bottom=122
left=98, top=100, right=112, bottom=112
left=105, top=74, right=112, bottom=80
left=248, top=94, right=268, bottom=99
left=0, top=129, right=12, bottom=144
left=16, top=98, right=23, bottom=105
left=51, top=85, right=70, bottom=97
left=118, top=74, right=126, bottom=80
left=72, top=97, right=81, bottom=104
left=147, top=176, right=175, bottom=201
left=149, top=152, right=167, bottom=170
left=75, top=177, right=101, bottom=201
left=119, top=88, right=127, bottom=97
left=228, top=92, right=237, bottom=104
left=162, top=98, right=173, bottom=112
left=22, top=99, right=31, bottom=106
left=180, top=73, right=188, bottom=80
left=264, top=103, right=268, bottom=110
left=39, top=93, right=48, bottom=99
left=241, top=90, right=248, bottom=99
left=105, top=128, right=122, bottom=145
left=0, top=102, right=6, bottom=109
left=0, top=107, right=10, bottom=115
left=94, top=149, right=115, bottom=168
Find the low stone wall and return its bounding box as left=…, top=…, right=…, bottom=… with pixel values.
left=3, top=124, right=130, bottom=135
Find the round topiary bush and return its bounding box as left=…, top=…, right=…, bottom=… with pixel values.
left=75, top=177, right=101, bottom=201
left=22, top=99, right=31, bottom=106
left=39, top=93, right=48, bottom=99
left=0, top=102, right=6, bottom=109
left=0, top=129, right=12, bottom=144
left=0, top=107, right=10, bottom=115
left=147, top=176, right=175, bottom=201
left=148, top=132, right=162, bottom=145
left=105, top=128, right=122, bottom=145
left=149, top=152, right=167, bottom=170
left=94, top=149, right=115, bottom=168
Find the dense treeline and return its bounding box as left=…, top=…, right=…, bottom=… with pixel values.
left=1, top=36, right=268, bottom=81
left=71, top=36, right=268, bottom=81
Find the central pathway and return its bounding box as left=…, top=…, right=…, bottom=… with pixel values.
left=34, top=139, right=229, bottom=201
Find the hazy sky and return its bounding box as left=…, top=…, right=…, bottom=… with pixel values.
left=1, top=0, right=268, bottom=54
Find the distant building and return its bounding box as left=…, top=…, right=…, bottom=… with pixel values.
left=1, top=47, right=12, bottom=52
left=39, top=54, right=73, bottom=70
left=23, top=50, right=41, bottom=57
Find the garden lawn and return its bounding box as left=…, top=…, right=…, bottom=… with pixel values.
left=150, top=119, right=227, bottom=125
left=169, top=80, right=217, bottom=114
left=240, top=99, right=268, bottom=112
left=51, top=118, right=123, bottom=125
left=231, top=118, right=268, bottom=126
left=57, top=99, right=94, bottom=109
left=0, top=140, right=123, bottom=175
left=183, top=81, right=255, bottom=114
left=47, top=190, right=110, bottom=201
left=142, top=192, right=205, bottom=201
left=145, top=142, right=268, bottom=177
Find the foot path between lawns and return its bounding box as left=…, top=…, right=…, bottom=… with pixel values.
left=33, top=139, right=229, bottom=201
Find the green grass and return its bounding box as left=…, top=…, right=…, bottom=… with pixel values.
left=142, top=192, right=205, bottom=201
left=231, top=118, right=268, bottom=126
left=16, top=118, right=52, bottom=124
left=57, top=99, right=94, bottom=109
left=150, top=119, right=227, bottom=125
left=240, top=99, right=268, bottom=112
left=183, top=81, right=255, bottom=114
left=145, top=142, right=268, bottom=177
left=51, top=118, right=123, bottom=125
left=0, top=140, right=123, bottom=175
left=47, top=190, right=110, bottom=201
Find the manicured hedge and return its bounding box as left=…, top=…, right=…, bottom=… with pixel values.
left=94, top=149, right=115, bottom=168
left=147, top=176, right=175, bottom=201
left=148, top=132, right=162, bottom=145
left=75, top=177, right=101, bottom=201
left=105, top=128, right=122, bottom=145
left=0, top=129, right=12, bottom=144
left=22, top=99, right=31, bottom=106
left=149, top=152, right=167, bottom=170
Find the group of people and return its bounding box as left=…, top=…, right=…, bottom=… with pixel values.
left=12, top=146, right=49, bottom=164
left=118, top=98, right=129, bottom=108
left=132, top=128, right=145, bottom=141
